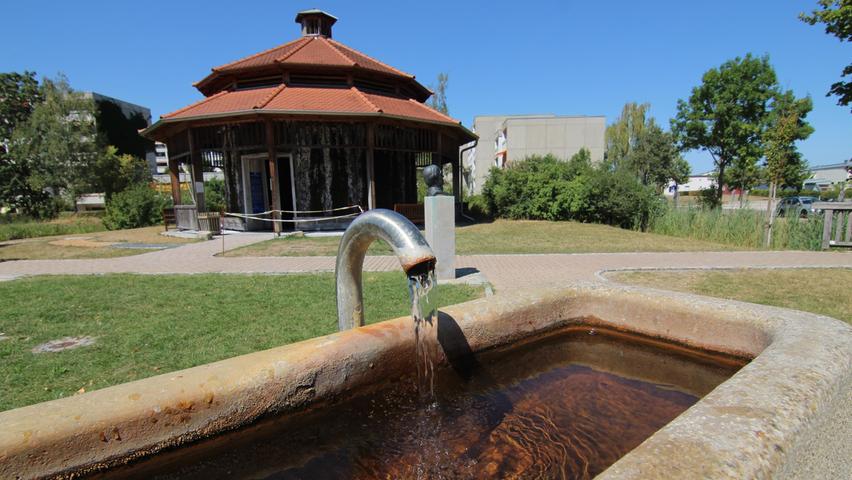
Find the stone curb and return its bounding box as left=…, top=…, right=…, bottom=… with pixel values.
left=0, top=284, right=849, bottom=478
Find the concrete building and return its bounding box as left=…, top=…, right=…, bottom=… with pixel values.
left=804, top=160, right=851, bottom=191
left=84, top=92, right=152, bottom=124
left=464, top=114, right=605, bottom=195
left=83, top=92, right=157, bottom=174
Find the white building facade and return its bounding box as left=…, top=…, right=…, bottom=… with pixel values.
left=805, top=160, right=852, bottom=191
left=154, top=142, right=169, bottom=174
left=665, top=172, right=715, bottom=196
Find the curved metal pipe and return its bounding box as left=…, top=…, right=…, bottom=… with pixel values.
left=336, top=209, right=436, bottom=330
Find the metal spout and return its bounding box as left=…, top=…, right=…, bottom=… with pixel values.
left=336, top=209, right=436, bottom=330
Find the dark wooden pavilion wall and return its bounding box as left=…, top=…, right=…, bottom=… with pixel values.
left=163, top=119, right=465, bottom=229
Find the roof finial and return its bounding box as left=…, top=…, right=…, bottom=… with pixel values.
left=295, top=10, right=338, bottom=39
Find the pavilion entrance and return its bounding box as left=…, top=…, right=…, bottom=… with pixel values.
left=240, top=153, right=296, bottom=231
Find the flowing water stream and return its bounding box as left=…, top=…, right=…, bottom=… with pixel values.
left=408, top=269, right=438, bottom=402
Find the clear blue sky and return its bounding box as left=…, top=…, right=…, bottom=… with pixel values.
left=2, top=0, right=849, bottom=173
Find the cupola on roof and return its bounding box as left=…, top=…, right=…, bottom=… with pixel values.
left=191, top=10, right=431, bottom=101
left=295, top=9, right=337, bottom=38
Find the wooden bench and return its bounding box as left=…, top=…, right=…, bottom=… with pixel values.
left=815, top=202, right=852, bottom=249
left=162, top=207, right=176, bottom=231
left=393, top=203, right=424, bottom=224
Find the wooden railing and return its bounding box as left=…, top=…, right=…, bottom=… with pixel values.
left=815, top=202, right=852, bottom=249
left=197, top=212, right=222, bottom=232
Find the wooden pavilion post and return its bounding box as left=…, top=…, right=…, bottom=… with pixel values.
left=188, top=128, right=206, bottom=212
left=265, top=120, right=282, bottom=234
left=366, top=123, right=376, bottom=210
left=167, top=154, right=181, bottom=206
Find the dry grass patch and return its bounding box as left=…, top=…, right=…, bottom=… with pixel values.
left=0, top=226, right=196, bottom=261
left=611, top=268, right=852, bottom=324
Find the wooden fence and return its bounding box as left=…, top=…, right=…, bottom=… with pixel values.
left=815, top=202, right=852, bottom=249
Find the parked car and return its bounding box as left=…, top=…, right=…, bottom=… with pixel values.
left=776, top=196, right=818, bottom=218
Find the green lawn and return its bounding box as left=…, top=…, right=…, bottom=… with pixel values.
left=611, top=268, right=852, bottom=324
left=224, top=220, right=735, bottom=257
left=0, top=273, right=482, bottom=411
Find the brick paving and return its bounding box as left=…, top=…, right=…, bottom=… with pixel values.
left=0, top=233, right=850, bottom=290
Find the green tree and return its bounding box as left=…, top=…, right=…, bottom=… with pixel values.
left=763, top=111, right=803, bottom=246
left=93, top=146, right=151, bottom=199
left=726, top=153, right=762, bottom=205
left=625, top=121, right=691, bottom=192
left=0, top=72, right=52, bottom=216
left=800, top=0, right=852, bottom=109
left=767, top=91, right=814, bottom=189
left=429, top=73, right=449, bottom=115
left=762, top=92, right=814, bottom=245
left=9, top=75, right=100, bottom=208
left=605, top=102, right=649, bottom=168
left=606, top=102, right=689, bottom=193
left=671, top=54, right=780, bottom=205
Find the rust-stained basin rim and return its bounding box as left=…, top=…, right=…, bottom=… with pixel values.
left=0, top=282, right=850, bottom=479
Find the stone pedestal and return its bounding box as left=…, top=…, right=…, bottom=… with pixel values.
left=424, top=195, right=455, bottom=281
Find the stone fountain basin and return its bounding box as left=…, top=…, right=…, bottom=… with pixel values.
left=1, top=283, right=850, bottom=479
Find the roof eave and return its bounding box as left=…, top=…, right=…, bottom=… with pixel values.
left=142, top=109, right=476, bottom=142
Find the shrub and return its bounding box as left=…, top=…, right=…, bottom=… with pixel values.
left=819, top=186, right=852, bottom=201
left=464, top=194, right=492, bottom=220
left=204, top=178, right=226, bottom=212
left=695, top=188, right=722, bottom=209
left=481, top=152, right=658, bottom=229
left=102, top=184, right=168, bottom=230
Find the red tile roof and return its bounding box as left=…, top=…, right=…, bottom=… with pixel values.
left=362, top=91, right=457, bottom=124
left=209, top=36, right=412, bottom=79
left=161, top=85, right=461, bottom=127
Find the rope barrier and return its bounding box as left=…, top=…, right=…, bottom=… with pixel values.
left=233, top=205, right=363, bottom=216
left=222, top=204, right=363, bottom=223
left=223, top=211, right=362, bottom=223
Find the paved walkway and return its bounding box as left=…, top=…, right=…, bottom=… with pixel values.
left=1, top=233, right=850, bottom=289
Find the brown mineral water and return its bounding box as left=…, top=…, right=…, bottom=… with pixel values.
left=97, top=325, right=746, bottom=480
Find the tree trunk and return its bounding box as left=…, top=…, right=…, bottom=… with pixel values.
left=765, top=181, right=777, bottom=248
left=716, top=162, right=726, bottom=207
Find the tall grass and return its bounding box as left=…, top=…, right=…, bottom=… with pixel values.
left=0, top=215, right=105, bottom=242
left=648, top=207, right=824, bottom=250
